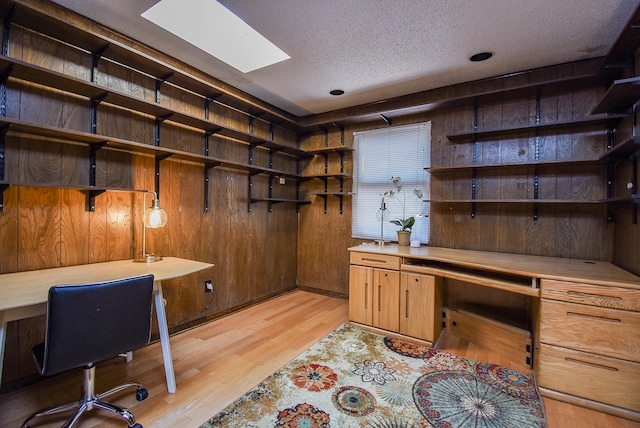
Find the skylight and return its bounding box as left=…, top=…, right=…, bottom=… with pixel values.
left=141, top=0, right=290, bottom=73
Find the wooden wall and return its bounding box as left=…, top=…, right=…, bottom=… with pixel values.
left=0, top=1, right=300, bottom=391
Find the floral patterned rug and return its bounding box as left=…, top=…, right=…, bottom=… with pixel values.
left=200, top=323, right=547, bottom=427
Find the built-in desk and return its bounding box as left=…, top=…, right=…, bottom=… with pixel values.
left=348, top=243, right=640, bottom=420
left=0, top=257, right=214, bottom=394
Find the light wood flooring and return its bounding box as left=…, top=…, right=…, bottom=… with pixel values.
left=0, top=290, right=637, bottom=428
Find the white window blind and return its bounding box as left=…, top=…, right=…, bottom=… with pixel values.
left=352, top=122, right=430, bottom=243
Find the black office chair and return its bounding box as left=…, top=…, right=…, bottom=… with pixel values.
left=22, top=274, right=155, bottom=428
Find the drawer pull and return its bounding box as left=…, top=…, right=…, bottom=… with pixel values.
left=362, top=258, right=387, bottom=264
left=567, top=291, right=623, bottom=301
left=565, top=358, right=619, bottom=372
left=405, top=290, right=409, bottom=318
left=567, top=312, right=621, bottom=324
left=364, top=283, right=368, bottom=310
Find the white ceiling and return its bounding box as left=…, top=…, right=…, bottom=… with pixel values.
left=50, top=0, right=640, bottom=117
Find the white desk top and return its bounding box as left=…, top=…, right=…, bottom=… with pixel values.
left=0, top=257, right=214, bottom=312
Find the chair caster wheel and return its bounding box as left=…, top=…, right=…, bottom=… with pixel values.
left=131, top=424, right=143, bottom=428
left=136, top=387, right=148, bottom=401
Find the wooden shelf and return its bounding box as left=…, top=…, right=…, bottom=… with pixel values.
left=306, top=146, right=354, bottom=155
left=0, top=55, right=308, bottom=158
left=427, top=158, right=602, bottom=173
left=310, top=192, right=354, bottom=196
left=251, top=197, right=309, bottom=203
left=600, top=136, right=640, bottom=160
left=0, top=117, right=302, bottom=179
left=249, top=197, right=311, bottom=212
left=0, top=180, right=149, bottom=211
left=426, top=199, right=603, bottom=204
left=604, top=194, right=640, bottom=204
left=446, top=115, right=624, bottom=142
left=592, top=77, right=640, bottom=114
left=0, top=180, right=147, bottom=193
left=304, top=173, right=352, bottom=179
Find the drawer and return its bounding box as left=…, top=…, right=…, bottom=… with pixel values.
left=541, top=279, right=640, bottom=311
left=538, top=343, right=640, bottom=412
left=540, top=299, right=640, bottom=362
left=350, top=252, right=400, bottom=270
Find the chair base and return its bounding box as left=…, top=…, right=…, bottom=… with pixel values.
left=22, top=365, right=148, bottom=428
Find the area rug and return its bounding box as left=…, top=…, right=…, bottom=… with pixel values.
left=200, top=323, right=547, bottom=427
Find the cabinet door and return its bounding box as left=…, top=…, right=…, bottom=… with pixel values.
left=349, top=265, right=373, bottom=325
left=372, top=269, right=400, bottom=332
left=400, top=273, right=439, bottom=341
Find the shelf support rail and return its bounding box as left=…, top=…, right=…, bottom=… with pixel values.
left=0, top=6, right=12, bottom=118
left=0, top=125, right=5, bottom=211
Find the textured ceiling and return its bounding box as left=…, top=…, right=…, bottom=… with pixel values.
left=51, top=0, right=640, bottom=117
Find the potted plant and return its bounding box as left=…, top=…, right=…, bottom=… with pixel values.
left=383, top=176, right=423, bottom=246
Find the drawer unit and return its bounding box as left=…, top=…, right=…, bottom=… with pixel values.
left=350, top=252, right=400, bottom=270
left=538, top=344, right=640, bottom=412
left=540, top=299, right=640, bottom=362
left=541, top=279, right=640, bottom=311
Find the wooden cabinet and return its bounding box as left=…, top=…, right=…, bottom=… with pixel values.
left=349, top=251, right=442, bottom=343
left=372, top=269, right=400, bottom=332
left=348, top=260, right=400, bottom=332
left=399, top=272, right=443, bottom=342
left=538, top=278, right=640, bottom=413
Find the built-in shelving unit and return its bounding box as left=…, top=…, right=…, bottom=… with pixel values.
left=305, top=144, right=354, bottom=214
left=0, top=2, right=311, bottom=213
left=430, top=83, right=638, bottom=220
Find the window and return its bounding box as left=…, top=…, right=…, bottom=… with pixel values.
left=352, top=122, right=430, bottom=243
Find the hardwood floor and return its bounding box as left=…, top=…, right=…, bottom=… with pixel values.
left=0, top=290, right=637, bottom=428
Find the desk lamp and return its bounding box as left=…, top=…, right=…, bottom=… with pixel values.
left=134, top=191, right=167, bottom=263
left=376, top=196, right=390, bottom=246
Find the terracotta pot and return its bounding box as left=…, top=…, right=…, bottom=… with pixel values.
left=397, top=230, right=411, bottom=246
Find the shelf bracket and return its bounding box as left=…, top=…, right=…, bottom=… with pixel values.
left=91, top=44, right=109, bottom=83
left=90, top=93, right=108, bottom=134
left=204, top=160, right=223, bottom=213
left=155, top=73, right=174, bottom=104
left=248, top=145, right=254, bottom=212
left=1, top=6, right=13, bottom=56
left=0, top=63, right=12, bottom=118
left=154, top=153, right=173, bottom=199
left=0, top=123, right=8, bottom=209
left=0, top=132, right=4, bottom=210
left=471, top=168, right=476, bottom=219
left=88, top=142, right=106, bottom=190
left=154, top=114, right=173, bottom=147
left=0, top=6, right=13, bottom=119
left=86, top=189, right=105, bottom=212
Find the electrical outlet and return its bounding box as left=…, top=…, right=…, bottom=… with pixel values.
left=279, top=177, right=286, bottom=185
left=204, top=280, right=213, bottom=293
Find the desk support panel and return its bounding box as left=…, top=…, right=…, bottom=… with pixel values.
left=153, top=280, right=176, bottom=393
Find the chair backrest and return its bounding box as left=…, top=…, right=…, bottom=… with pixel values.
left=39, top=274, right=154, bottom=376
